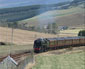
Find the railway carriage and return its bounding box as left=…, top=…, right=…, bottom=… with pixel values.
left=34, top=37, right=85, bottom=53
left=64, top=37, right=73, bottom=46
left=79, top=37, right=85, bottom=45
left=57, top=38, right=65, bottom=47
left=72, top=37, right=80, bottom=46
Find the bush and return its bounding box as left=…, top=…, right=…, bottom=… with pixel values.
left=78, top=30, right=85, bottom=36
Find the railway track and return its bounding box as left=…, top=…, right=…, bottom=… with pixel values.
left=47, top=46, right=85, bottom=55
left=0, top=46, right=85, bottom=63
left=0, top=51, right=33, bottom=63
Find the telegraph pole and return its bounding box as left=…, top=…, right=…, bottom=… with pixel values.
left=11, top=24, right=14, bottom=45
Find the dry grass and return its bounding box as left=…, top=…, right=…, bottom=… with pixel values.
left=0, top=44, right=33, bottom=57
left=0, top=27, right=79, bottom=45
left=0, top=27, right=57, bottom=45
left=25, top=63, right=35, bottom=69
left=0, top=27, right=80, bottom=56
left=60, top=29, right=83, bottom=34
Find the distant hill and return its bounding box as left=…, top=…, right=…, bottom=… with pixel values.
left=0, top=0, right=84, bottom=22
left=0, top=2, right=70, bottom=22
left=70, top=0, right=85, bottom=6
left=18, top=7, right=84, bottom=27
left=0, top=0, right=72, bottom=8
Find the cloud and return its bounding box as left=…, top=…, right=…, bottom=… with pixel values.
left=0, top=0, right=72, bottom=8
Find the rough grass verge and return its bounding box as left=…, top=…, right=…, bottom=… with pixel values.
left=32, top=51, right=85, bottom=69
left=0, top=44, right=33, bottom=57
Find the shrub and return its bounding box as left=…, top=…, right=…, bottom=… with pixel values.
left=78, top=30, right=85, bottom=36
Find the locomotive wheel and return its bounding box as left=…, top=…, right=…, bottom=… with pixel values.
left=39, top=47, right=43, bottom=53
left=39, top=47, right=47, bottom=52
left=43, top=47, right=48, bottom=52
left=44, top=48, right=47, bottom=52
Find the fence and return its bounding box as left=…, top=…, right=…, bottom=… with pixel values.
left=0, top=51, right=34, bottom=69
left=17, top=53, right=34, bottom=69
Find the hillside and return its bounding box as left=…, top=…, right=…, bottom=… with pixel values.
left=18, top=7, right=85, bottom=27
left=0, top=0, right=71, bottom=8
left=0, top=0, right=84, bottom=22
left=0, top=2, right=70, bottom=22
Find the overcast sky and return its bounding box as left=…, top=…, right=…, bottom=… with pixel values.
left=0, top=0, right=72, bottom=8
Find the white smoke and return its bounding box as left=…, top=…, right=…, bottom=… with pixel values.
left=37, top=5, right=57, bottom=27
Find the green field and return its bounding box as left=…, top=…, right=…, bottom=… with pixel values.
left=0, top=44, right=33, bottom=57
left=33, top=51, right=85, bottom=69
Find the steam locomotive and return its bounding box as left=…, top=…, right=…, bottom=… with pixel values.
left=33, top=36, right=85, bottom=53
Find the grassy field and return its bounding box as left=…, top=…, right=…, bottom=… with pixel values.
left=0, top=27, right=57, bottom=57
left=32, top=51, right=85, bottom=69
left=0, top=27, right=58, bottom=45
left=0, top=27, right=81, bottom=45
left=0, top=27, right=82, bottom=56
left=60, top=29, right=83, bottom=34
left=58, top=29, right=83, bottom=37
left=0, top=26, right=83, bottom=57
left=0, top=44, right=33, bottom=57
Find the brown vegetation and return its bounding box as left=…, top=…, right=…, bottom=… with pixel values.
left=0, top=26, right=80, bottom=45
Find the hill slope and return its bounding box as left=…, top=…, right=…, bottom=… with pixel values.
left=0, top=0, right=84, bottom=22
left=0, top=0, right=71, bottom=8
left=0, top=1, right=71, bottom=22
left=19, top=7, right=84, bottom=27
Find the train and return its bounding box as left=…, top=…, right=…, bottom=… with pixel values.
left=33, top=36, right=85, bottom=53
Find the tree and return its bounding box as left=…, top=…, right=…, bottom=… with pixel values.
left=47, top=23, right=58, bottom=34
left=52, top=23, right=58, bottom=34
left=13, top=22, right=18, bottom=28
left=47, top=23, right=52, bottom=33
left=78, top=30, right=85, bottom=36
left=7, top=22, right=18, bottom=28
